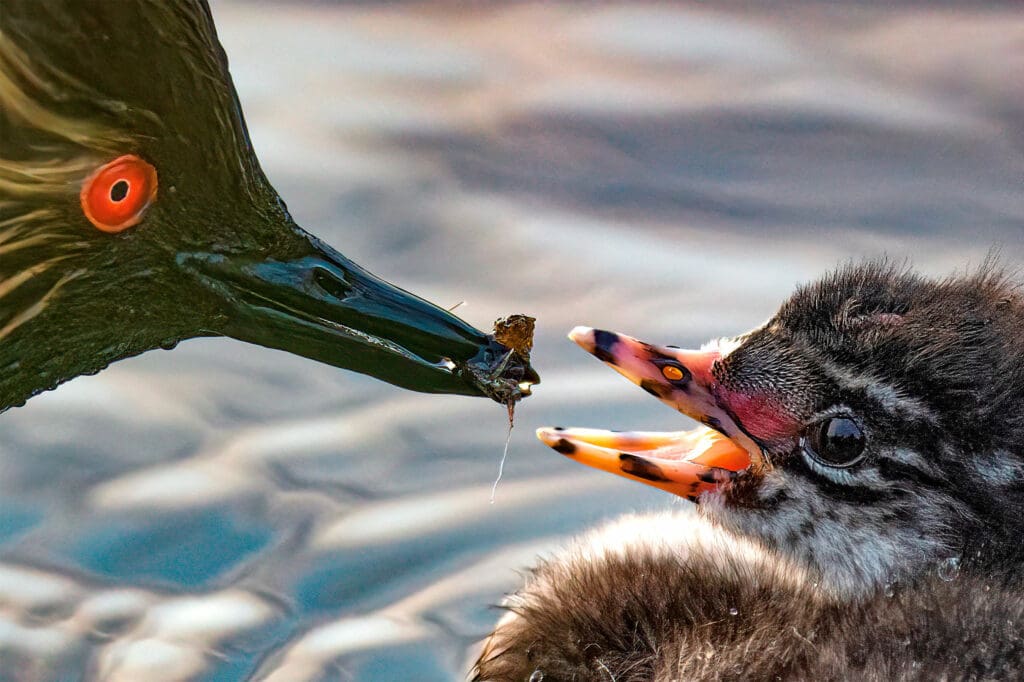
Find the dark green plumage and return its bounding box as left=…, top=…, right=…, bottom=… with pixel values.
left=0, top=0, right=536, bottom=411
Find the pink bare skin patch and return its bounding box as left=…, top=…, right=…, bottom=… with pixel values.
left=716, top=387, right=800, bottom=441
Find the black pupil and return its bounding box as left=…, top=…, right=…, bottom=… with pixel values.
left=110, top=180, right=129, bottom=202
left=810, top=417, right=865, bottom=466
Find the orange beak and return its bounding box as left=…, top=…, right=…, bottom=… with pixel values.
left=537, top=327, right=763, bottom=501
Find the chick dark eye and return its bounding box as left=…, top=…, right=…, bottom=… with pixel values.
left=804, top=416, right=866, bottom=467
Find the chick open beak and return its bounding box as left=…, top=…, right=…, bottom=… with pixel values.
left=537, top=327, right=763, bottom=501
left=537, top=426, right=748, bottom=501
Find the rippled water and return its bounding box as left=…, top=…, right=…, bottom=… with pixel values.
left=1, top=1, right=1023, bottom=680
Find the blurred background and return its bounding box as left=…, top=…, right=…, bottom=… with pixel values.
left=0, top=1, right=1022, bottom=680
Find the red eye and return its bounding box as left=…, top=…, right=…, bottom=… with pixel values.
left=80, top=155, right=158, bottom=233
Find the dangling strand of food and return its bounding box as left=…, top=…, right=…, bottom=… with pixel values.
left=488, top=315, right=536, bottom=502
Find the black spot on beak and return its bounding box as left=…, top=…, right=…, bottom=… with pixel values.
left=639, top=379, right=668, bottom=399
left=698, top=468, right=738, bottom=485
left=697, top=471, right=719, bottom=484
left=702, top=416, right=725, bottom=433
left=552, top=439, right=577, bottom=455
left=619, top=453, right=671, bottom=482
left=591, top=330, right=620, bottom=364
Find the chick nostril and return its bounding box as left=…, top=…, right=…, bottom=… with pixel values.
left=662, top=366, right=684, bottom=381
left=655, top=361, right=691, bottom=385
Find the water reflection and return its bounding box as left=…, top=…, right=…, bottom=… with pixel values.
left=0, top=1, right=1021, bottom=680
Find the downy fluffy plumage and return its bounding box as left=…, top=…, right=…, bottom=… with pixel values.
left=476, top=262, right=1024, bottom=681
